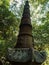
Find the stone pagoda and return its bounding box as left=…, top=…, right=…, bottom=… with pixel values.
left=7, top=1, right=33, bottom=65
left=6, top=1, right=46, bottom=65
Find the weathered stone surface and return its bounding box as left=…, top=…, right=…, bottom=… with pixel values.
left=6, top=48, right=46, bottom=63
left=33, top=50, right=46, bottom=63
left=6, top=48, right=32, bottom=62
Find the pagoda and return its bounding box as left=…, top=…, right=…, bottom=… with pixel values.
left=6, top=1, right=46, bottom=65
left=7, top=1, right=33, bottom=65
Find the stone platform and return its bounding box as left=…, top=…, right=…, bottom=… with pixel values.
left=6, top=48, right=46, bottom=65
left=6, top=48, right=32, bottom=62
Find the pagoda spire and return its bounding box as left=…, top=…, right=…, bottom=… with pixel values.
left=15, top=0, right=33, bottom=48
left=20, top=0, right=31, bottom=26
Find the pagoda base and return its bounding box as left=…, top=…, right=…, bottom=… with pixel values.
left=6, top=48, right=32, bottom=65
left=6, top=48, right=46, bottom=65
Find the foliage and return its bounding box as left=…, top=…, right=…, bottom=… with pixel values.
left=0, top=0, right=18, bottom=58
